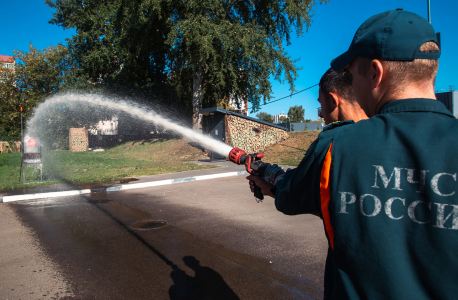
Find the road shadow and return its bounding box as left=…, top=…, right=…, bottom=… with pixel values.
left=56, top=178, right=240, bottom=299
left=169, top=256, right=240, bottom=300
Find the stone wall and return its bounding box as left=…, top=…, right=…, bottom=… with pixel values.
left=69, top=128, right=88, bottom=152
left=224, top=115, right=288, bottom=153
left=0, top=141, right=21, bottom=153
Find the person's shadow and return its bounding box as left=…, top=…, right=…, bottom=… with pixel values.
left=169, top=256, right=240, bottom=300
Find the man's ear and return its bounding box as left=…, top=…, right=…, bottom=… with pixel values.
left=370, top=59, right=384, bottom=90
left=328, top=92, right=340, bottom=109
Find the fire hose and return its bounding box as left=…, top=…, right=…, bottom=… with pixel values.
left=228, top=148, right=285, bottom=202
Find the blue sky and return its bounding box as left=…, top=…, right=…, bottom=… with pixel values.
left=1, top=0, right=456, bottom=120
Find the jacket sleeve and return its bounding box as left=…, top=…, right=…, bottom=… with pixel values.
left=272, top=121, right=354, bottom=216
left=272, top=138, right=328, bottom=216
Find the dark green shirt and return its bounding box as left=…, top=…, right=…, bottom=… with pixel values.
left=273, top=99, right=458, bottom=299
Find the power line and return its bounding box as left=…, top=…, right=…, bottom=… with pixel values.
left=259, top=83, right=319, bottom=107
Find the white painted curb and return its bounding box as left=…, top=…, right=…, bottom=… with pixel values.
left=1, top=171, right=249, bottom=203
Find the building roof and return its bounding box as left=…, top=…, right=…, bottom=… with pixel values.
left=0, top=55, right=14, bottom=63
left=199, top=107, right=287, bottom=131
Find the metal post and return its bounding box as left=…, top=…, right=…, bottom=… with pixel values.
left=427, top=0, right=431, bottom=23
left=21, top=106, right=25, bottom=184
left=40, top=145, right=43, bottom=181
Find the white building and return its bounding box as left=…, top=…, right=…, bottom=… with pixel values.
left=0, top=55, right=15, bottom=82
left=273, top=112, right=288, bottom=123
left=89, top=117, right=118, bottom=135
left=228, top=94, right=248, bottom=116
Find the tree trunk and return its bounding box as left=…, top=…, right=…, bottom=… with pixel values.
left=192, top=65, right=203, bottom=132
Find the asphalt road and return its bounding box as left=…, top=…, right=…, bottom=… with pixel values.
left=0, top=169, right=328, bottom=300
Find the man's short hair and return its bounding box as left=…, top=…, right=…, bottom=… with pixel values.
left=383, top=41, right=440, bottom=86
left=356, top=41, right=440, bottom=90
left=319, top=68, right=356, bottom=103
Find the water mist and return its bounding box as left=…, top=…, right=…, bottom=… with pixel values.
left=26, top=93, right=233, bottom=157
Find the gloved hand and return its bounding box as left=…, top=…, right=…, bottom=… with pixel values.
left=246, top=174, right=275, bottom=198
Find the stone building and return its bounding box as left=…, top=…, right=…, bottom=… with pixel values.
left=200, top=107, right=288, bottom=159
left=69, top=128, right=89, bottom=152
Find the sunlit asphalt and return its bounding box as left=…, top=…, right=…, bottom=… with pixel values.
left=0, top=163, right=328, bottom=299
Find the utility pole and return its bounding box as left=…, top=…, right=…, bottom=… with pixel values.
left=427, top=0, right=441, bottom=49
left=427, top=0, right=431, bottom=23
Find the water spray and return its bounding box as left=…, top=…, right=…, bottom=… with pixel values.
left=27, top=93, right=285, bottom=201
left=26, top=93, right=233, bottom=157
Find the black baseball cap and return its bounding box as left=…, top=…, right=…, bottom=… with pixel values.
left=331, top=9, right=440, bottom=71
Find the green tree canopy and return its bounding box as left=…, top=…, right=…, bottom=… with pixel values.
left=0, top=61, right=20, bottom=142
left=288, top=105, right=305, bottom=123
left=256, top=112, right=274, bottom=123
left=279, top=115, right=289, bottom=123
left=45, top=0, right=169, bottom=86
left=0, top=44, right=73, bottom=142
left=46, top=0, right=326, bottom=130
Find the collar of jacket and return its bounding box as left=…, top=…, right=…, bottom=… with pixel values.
left=378, top=98, right=454, bottom=117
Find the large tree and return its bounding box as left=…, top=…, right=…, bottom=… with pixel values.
left=288, top=105, right=305, bottom=123
left=45, top=0, right=169, bottom=86
left=46, top=0, right=188, bottom=120
left=46, top=0, right=325, bottom=131
left=165, top=0, right=324, bottom=131
left=256, top=112, right=274, bottom=123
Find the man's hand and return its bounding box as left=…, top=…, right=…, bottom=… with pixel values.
left=246, top=175, right=275, bottom=198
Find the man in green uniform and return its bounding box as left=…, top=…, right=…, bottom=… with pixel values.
left=318, top=68, right=367, bottom=125
left=247, top=9, right=457, bottom=299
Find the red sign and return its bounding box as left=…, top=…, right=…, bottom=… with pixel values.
left=27, top=138, right=37, bottom=147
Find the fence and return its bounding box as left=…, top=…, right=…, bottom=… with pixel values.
left=276, top=122, right=325, bottom=132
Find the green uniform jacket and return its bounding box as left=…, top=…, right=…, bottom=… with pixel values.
left=273, top=99, right=458, bottom=300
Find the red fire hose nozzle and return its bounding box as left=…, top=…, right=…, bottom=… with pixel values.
left=228, top=147, right=247, bottom=165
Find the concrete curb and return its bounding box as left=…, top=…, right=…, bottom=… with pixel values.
left=1, top=171, right=249, bottom=203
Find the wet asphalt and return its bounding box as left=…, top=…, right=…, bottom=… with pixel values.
left=1, top=162, right=328, bottom=300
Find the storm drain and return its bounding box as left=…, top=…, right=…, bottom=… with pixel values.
left=132, top=220, right=167, bottom=229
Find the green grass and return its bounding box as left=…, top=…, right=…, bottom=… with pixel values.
left=1, top=133, right=322, bottom=191
left=0, top=138, right=214, bottom=190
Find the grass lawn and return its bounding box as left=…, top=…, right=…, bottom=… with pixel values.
left=0, top=132, right=321, bottom=191
left=0, top=138, right=213, bottom=190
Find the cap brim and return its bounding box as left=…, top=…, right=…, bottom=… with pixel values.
left=331, top=50, right=355, bottom=71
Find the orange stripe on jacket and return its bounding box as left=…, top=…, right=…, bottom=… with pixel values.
left=320, top=143, right=334, bottom=249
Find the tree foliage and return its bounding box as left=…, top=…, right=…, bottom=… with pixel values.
left=0, top=63, right=21, bottom=143
left=46, top=0, right=326, bottom=129
left=256, top=112, right=274, bottom=123
left=15, top=44, right=74, bottom=105
left=45, top=0, right=169, bottom=85
left=279, top=115, right=289, bottom=123
left=288, top=105, right=305, bottom=123
left=0, top=44, right=73, bottom=142
left=45, top=0, right=181, bottom=107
